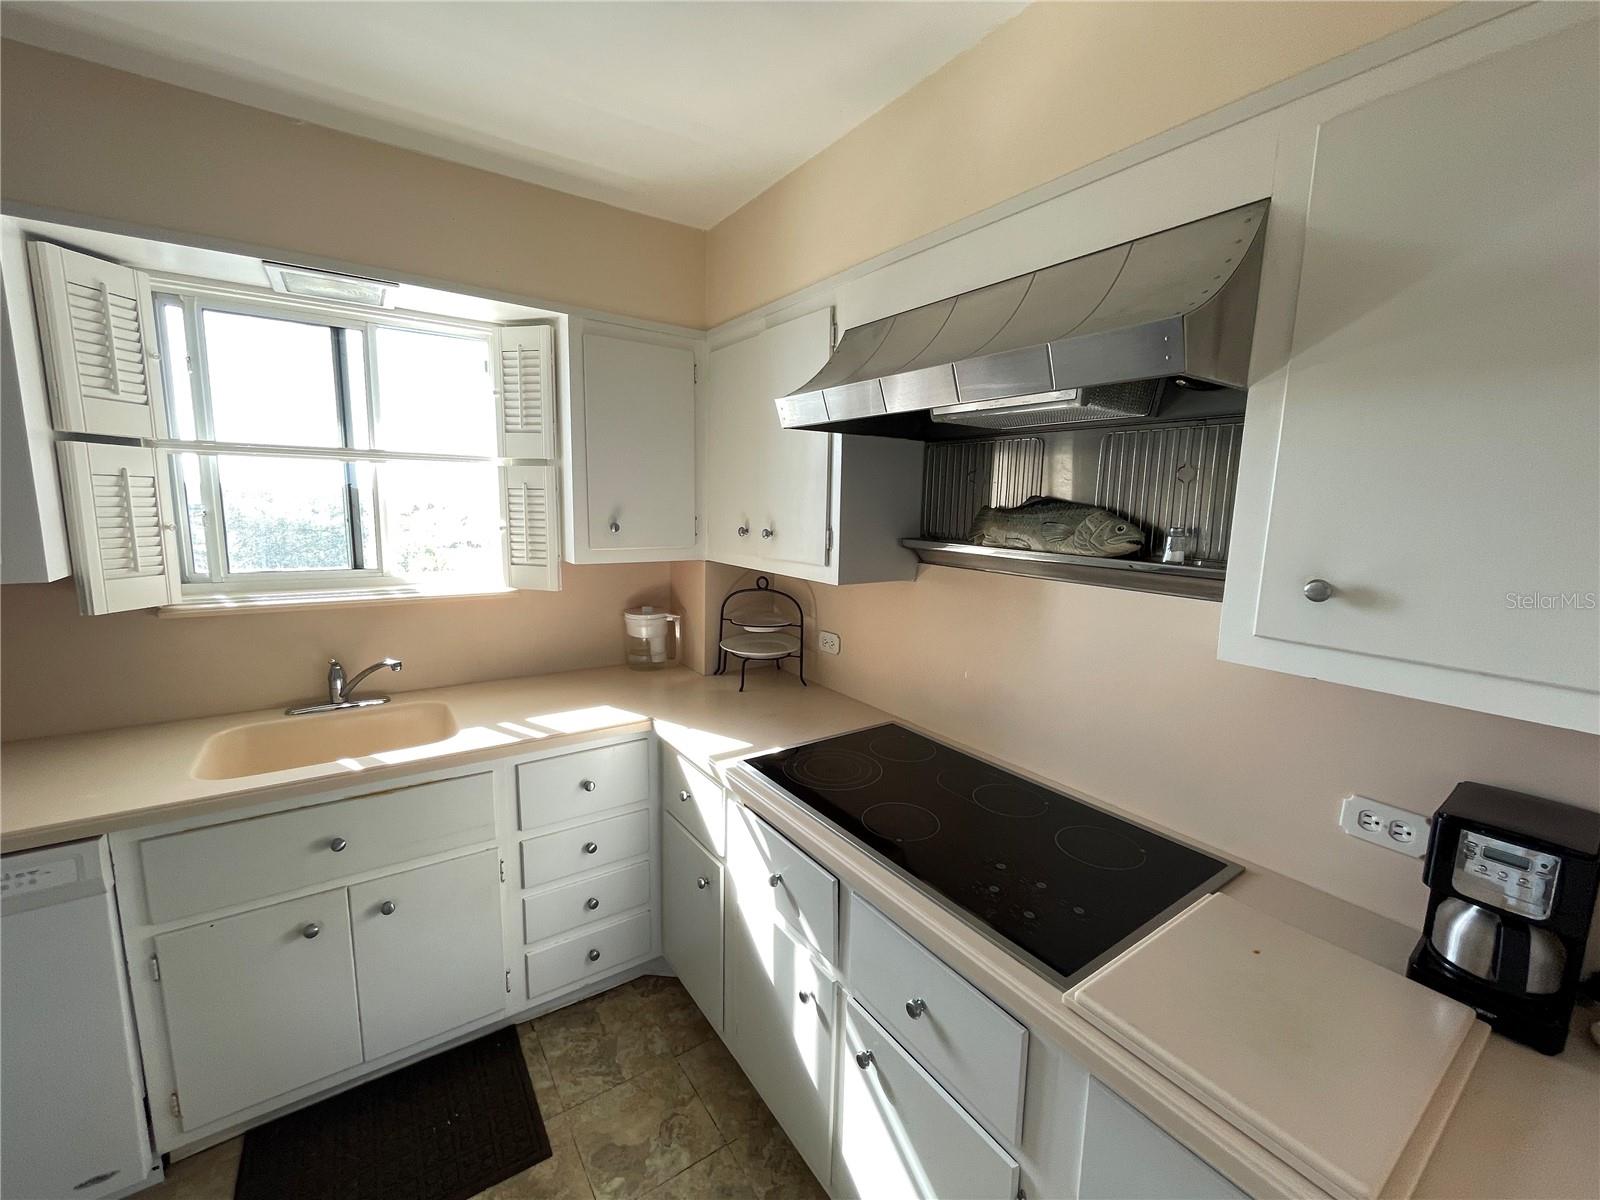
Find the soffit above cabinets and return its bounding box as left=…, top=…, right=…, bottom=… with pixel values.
left=3, top=0, right=1026, bottom=229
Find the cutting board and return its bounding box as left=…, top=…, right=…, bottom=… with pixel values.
left=1071, top=893, right=1485, bottom=1200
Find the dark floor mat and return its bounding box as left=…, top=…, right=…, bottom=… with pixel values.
left=234, top=1026, right=551, bottom=1200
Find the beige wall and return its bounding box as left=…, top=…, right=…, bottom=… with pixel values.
left=0, top=39, right=705, bottom=327
left=705, top=0, right=1453, bottom=324
left=1, top=564, right=682, bottom=740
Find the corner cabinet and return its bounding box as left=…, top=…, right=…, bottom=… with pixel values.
left=563, top=318, right=700, bottom=562
left=1221, top=17, right=1600, bottom=733
left=706, top=308, right=922, bottom=585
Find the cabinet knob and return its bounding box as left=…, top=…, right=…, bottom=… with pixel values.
left=855, top=1050, right=875, bottom=1070
left=609, top=521, right=621, bottom=534
left=737, top=524, right=750, bottom=538
left=798, top=990, right=813, bottom=1005
left=696, top=876, right=710, bottom=890
left=379, top=900, right=396, bottom=916
left=329, top=837, right=348, bottom=853
left=585, top=897, right=600, bottom=911
left=302, top=923, right=321, bottom=940
left=768, top=873, right=783, bottom=888
left=905, top=997, right=927, bottom=1019
left=679, top=789, right=692, bottom=803
left=581, top=779, right=598, bottom=792
left=587, top=948, right=601, bottom=963
left=583, top=841, right=599, bottom=855
left=1303, top=578, right=1334, bottom=603
left=760, top=527, right=774, bottom=540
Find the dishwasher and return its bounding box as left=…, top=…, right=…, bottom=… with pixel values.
left=2, top=838, right=163, bottom=1199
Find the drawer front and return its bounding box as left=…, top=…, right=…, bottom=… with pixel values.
left=834, top=998, right=1019, bottom=1200
left=662, top=745, right=726, bottom=856
left=845, top=896, right=1027, bottom=1143
left=520, top=809, right=650, bottom=887
left=727, top=804, right=838, bottom=964
left=525, top=909, right=653, bottom=1000
left=517, top=739, right=650, bottom=830
left=141, top=773, right=496, bottom=924
left=523, top=860, right=652, bottom=945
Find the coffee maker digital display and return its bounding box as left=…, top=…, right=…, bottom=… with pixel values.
left=1407, top=781, right=1600, bottom=1055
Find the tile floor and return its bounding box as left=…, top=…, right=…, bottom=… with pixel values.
left=144, top=974, right=827, bottom=1200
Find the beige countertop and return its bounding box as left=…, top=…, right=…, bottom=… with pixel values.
left=2, top=665, right=1595, bottom=1199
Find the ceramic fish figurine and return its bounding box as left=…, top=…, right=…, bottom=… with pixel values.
left=969, top=497, right=1144, bottom=557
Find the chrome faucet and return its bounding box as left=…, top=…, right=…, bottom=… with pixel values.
left=286, top=658, right=402, bottom=716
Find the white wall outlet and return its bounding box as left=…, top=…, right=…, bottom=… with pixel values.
left=1339, top=795, right=1430, bottom=858
left=818, top=630, right=841, bottom=655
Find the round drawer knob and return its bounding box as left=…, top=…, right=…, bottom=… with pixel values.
left=696, top=876, right=710, bottom=890
left=905, top=997, right=927, bottom=1019
left=587, top=948, right=601, bottom=963
left=1303, top=578, right=1334, bottom=603
left=855, top=1050, right=875, bottom=1070
left=608, top=521, right=621, bottom=534
left=737, top=525, right=750, bottom=538
left=679, top=790, right=692, bottom=803
left=798, top=990, right=812, bottom=1005
left=768, top=873, right=782, bottom=888
left=302, top=923, right=321, bottom=940
left=329, top=837, right=348, bottom=853
left=379, top=900, right=396, bottom=916
left=760, top=527, right=774, bottom=540
left=581, top=779, right=598, bottom=792
left=585, top=897, right=600, bottom=911
left=583, top=841, right=599, bottom=855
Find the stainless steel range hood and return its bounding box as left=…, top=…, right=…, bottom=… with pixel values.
left=777, top=201, right=1267, bottom=439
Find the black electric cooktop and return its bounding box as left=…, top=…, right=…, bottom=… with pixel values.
left=747, top=723, right=1239, bottom=987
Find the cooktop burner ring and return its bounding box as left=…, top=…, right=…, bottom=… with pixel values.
left=971, top=782, right=1051, bottom=819
left=1054, top=825, right=1149, bottom=871
left=861, top=802, right=943, bottom=844
left=868, top=729, right=939, bottom=764
left=781, top=749, right=884, bottom=792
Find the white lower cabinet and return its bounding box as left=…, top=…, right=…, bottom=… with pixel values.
left=724, top=912, right=836, bottom=1185
left=1078, top=1078, right=1245, bottom=1200
left=154, top=888, right=364, bottom=1131
left=834, top=998, right=1020, bottom=1200
left=662, top=813, right=725, bottom=1029
left=349, top=849, right=505, bottom=1062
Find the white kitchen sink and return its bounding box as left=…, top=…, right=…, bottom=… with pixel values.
left=191, top=702, right=460, bottom=779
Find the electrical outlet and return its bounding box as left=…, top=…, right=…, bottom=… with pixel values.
left=818, top=630, right=841, bottom=655
left=1339, top=795, right=1430, bottom=858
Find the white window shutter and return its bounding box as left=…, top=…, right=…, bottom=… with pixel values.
left=28, top=242, right=162, bottom=439
left=56, top=441, right=180, bottom=613
left=495, top=324, right=555, bottom=460
left=502, top=464, right=560, bottom=590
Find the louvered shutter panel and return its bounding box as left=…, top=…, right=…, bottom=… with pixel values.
left=29, top=242, right=162, bottom=438
left=502, top=464, right=559, bottom=590
left=496, top=324, right=555, bottom=459
left=56, top=441, right=179, bottom=613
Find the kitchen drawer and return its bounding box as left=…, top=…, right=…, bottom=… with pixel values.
left=523, top=860, right=652, bottom=945
left=140, top=773, right=496, bottom=925
left=520, top=809, right=650, bottom=887
left=727, top=803, right=838, bottom=964
left=845, top=895, right=1027, bottom=1144
left=517, top=739, right=649, bottom=830
left=525, top=909, right=653, bottom=1000
left=662, top=746, right=726, bottom=856
left=834, top=998, right=1019, bottom=1200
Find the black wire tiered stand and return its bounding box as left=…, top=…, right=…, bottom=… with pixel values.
left=715, top=576, right=805, bottom=692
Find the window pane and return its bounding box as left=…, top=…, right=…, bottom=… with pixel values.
left=173, top=452, right=209, bottom=577
left=380, top=462, right=500, bottom=584
left=374, top=328, right=494, bottom=456
left=217, top=456, right=357, bottom=573
left=203, top=311, right=343, bottom=447
left=159, top=299, right=198, bottom=440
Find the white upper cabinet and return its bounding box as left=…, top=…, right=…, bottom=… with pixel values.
left=566, top=321, right=698, bottom=561
left=1221, top=18, right=1600, bottom=733
left=28, top=242, right=163, bottom=440
left=705, top=308, right=922, bottom=585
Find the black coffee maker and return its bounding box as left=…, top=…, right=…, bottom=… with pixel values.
left=1407, top=781, right=1599, bottom=1055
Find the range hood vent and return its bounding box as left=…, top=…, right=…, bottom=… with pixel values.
left=777, top=201, right=1267, bottom=439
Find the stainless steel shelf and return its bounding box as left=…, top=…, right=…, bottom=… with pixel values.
left=902, top=540, right=1224, bottom=601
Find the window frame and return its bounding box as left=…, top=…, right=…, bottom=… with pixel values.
left=151, top=282, right=503, bottom=599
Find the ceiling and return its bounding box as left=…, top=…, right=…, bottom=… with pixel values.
left=4, top=1, right=1026, bottom=229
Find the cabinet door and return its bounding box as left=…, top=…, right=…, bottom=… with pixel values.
left=1225, top=24, right=1599, bottom=732
left=350, top=849, right=505, bottom=1061
left=706, top=310, right=834, bottom=570
left=581, top=330, right=696, bottom=551
left=661, top=813, right=724, bottom=1029
left=724, top=908, right=835, bottom=1186
left=1078, top=1079, right=1244, bottom=1200
left=155, top=889, right=362, bottom=1130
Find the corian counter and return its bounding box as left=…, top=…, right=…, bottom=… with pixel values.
left=2, top=665, right=1595, bottom=1199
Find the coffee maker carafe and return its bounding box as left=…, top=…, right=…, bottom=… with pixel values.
left=1407, top=781, right=1599, bottom=1055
